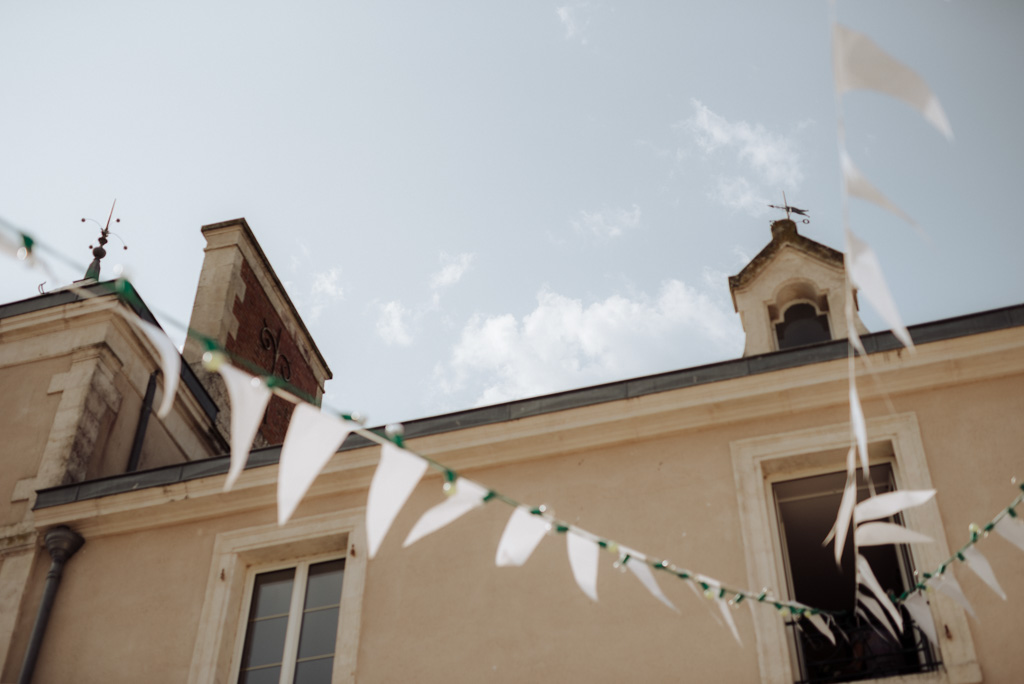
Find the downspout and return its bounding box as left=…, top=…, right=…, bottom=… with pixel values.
left=17, top=526, right=85, bottom=684
left=126, top=371, right=158, bottom=472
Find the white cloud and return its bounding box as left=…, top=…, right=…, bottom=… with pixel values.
left=710, top=175, right=770, bottom=217
left=376, top=300, right=413, bottom=347
left=303, top=268, right=344, bottom=322
left=311, top=268, right=343, bottom=298
left=679, top=98, right=806, bottom=191
left=556, top=5, right=589, bottom=44
left=572, top=204, right=641, bottom=239
left=431, top=252, right=474, bottom=290
left=436, top=280, right=742, bottom=406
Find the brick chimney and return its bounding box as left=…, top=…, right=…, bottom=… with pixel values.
left=183, top=219, right=332, bottom=446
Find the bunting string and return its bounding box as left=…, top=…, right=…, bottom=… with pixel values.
left=1, top=11, right=1018, bottom=646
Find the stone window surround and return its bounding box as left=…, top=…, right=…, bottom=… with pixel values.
left=188, top=509, right=366, bottom=684
left=730, top=413, right=981, bottom=684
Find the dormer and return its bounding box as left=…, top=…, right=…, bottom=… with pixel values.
left=728, top=218, right=867, bottom=356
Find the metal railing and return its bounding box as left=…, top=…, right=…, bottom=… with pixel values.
left=787, top=613, right=941, bottom=684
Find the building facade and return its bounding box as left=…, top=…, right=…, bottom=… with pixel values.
left=1, top=218, right=1021, bottom=683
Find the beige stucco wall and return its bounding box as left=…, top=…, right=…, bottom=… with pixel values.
left=16, top=326, right=1024, bottom=683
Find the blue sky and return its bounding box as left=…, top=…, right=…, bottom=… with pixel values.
left=2, top=1, right=1022, bottom=425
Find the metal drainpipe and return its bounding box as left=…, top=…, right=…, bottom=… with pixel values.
left=127, top=371, right=158, bottom=472
left=17, top=526, right=85, bottom=684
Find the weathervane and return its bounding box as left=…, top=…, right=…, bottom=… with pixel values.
left=82, top=200, right=128, bottom=281
left=767, top=192, right=810, bottom=224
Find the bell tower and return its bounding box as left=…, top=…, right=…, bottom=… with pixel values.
left=728, top=218, right=867, bottom=356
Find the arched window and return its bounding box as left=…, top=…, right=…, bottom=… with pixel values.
left=775, top=302, right=831, bottom=350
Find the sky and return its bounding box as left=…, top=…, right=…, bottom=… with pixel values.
left=2, top=1, right=1022, bottom=427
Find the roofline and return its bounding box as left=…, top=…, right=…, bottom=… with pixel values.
left=33, top=302, right=1024, bottom=510
left=201, top=218, right=332, bottom=380
left=0, top=280, right=220, bottom=424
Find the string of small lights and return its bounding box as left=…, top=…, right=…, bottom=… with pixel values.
left=3, top=218, right=1022, bottom=630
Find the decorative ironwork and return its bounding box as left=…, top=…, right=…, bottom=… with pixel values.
left=81, top=199, right=128, bottom=281
left=787, top=613, right=941, bottom=684
left=259, top=319, right=292, bottom=382
left=768, top=191, right=811, bottom=224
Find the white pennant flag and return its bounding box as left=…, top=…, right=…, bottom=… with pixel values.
left=277, top=404, right=353, bottom=525
left=930, top=571, right=976, bottom=618
left=366, top=443, right=428, bottom=559
left=566, top=532, right=599, bottom=602
left=857, top=554, right=903, bottom=634
left=804, top=613, right=836, bottom=646
left=403, top=478, right=488, bottom=547
left=833, top=23, right=953, bottom=140
left=849, top=378, right=869, bottom=475
left=902, top=592, right=938, bottom=648
left=855, top=489, right=936, bottom=524
left=824, top=466, right=857, bottom=566
left=696, top=574, right=741, bottom=645
left=858, top=594, right=899, bottom=642
left=495, top=507, right=549, bottom=567
left=218, top=364, right=272, bottom=492
left=846, top=228, right=914, bottom=351
left=840, top=149, right=917, bottom=228
left=622, top=548, right=677, bottom=613
left=961, top=546, right=1006, bottom=600
left=855, top=522, right=933, bottom=547
left=995, top=515, right=1024, bottom=552
left=128, top=316, right=181, bottom=418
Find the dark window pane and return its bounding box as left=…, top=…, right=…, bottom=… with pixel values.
left=297, top=607, right=340, bottom=660
left=250, top=569, right=295, bottom=618
left=239, top=666, right=281, bottom=684
left=304, top=560, right=344, bottom=609
left=241, top=616, right=289, bottom=669
left=295, top=657, right=334, bottom=684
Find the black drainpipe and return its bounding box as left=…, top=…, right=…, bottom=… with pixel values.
left=17, top=526, right=85, bottom=684
left=126, top=371, right=157, bottom=472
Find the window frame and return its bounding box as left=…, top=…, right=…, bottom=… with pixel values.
left=188, top=509, right=366, bottom=684
left=234, top=553, right=347, bottom=684
left=730, top=413, right=981, bottom=684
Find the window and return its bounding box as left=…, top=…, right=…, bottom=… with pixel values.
left=730, top=414, right=981, bottom=684
left=774, top=466, right=939, bottom=683
left=238, top=558, right=346, bottom=684
left=188, top=510, right=366, bottom=684
left=776, top=302, right=831, bottom=349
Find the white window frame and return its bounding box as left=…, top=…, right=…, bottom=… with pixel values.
left=234, top=552, right=346, bottom=684
left=188, top=509, right=366, bottom=684
left=730, top=413, right=981, bottom=684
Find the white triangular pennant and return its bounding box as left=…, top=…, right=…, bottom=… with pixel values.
left=566, top=532, right=599, bottom=602
left=404, top=478, right=488, bottom=547
left=624, top=550, right=677, bottom=613
left=840, top=149, right=917, bottom=227
left=846, top=228, right=914, bottom=351
left=902, top=592, right=938, bottom=647
left=930, top=571, right=976, bottom=618
left=495, top=507, right=549, bottom=567
left=833, top=23, right=953, bottom=140
left=855, top=522, right=933, bottom=547
left=696, top=575, right=741, bottom=645
left=858, top=594, right=899, bottom=642
left=995, top=515, right=1024, bottom=552
left=805, top=613, right=836, bottom=646
left=218, top=363, right=272, bottom=492
left=128, top=316, right=181, bottom=418
left=277, top=404, right=353, bottom=525
left=961, top=546, right=1006, bottom=600
left=857, top=554, right=903, bottom=633
left=366, top=443, right=428, bottom=559
left=824, top=466, right=857, bottom=565
left=849, top=379, right=869, bottom=475
left=855, top=490, right=936, bottom=524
